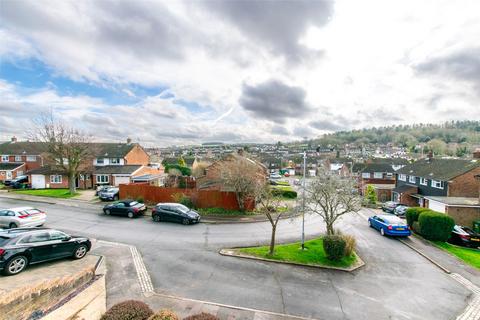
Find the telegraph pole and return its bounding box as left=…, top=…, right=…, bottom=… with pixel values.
left=302, top=150, right=306, bottom=250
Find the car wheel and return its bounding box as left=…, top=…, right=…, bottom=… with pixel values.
left=153, top=215, right=161, bottom=222
left=4, top=255, right=28, bottom=275
left=8, top=222, right=18, bottom=229
left=128, top=212, right=134, bottom=219
left=182, top=218, right=190, bottom=225
left=105, top=209, right=111, bottom=215
left=380, top=228, right=385, bottom=236
left=73, top=245, right=88, bottom=259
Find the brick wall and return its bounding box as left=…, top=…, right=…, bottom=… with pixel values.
left=448, top=167, right=480, bottom=198
left=45, top=174, right=69, bottom=189
left=124, top=145, right=149, bottom=165
left=446, top=206, right=480, bottom=227
left=4, top=155, right=43, bottom=171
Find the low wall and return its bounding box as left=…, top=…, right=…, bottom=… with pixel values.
left=120, top=184, right=254, bottom=210
left=0, top=257, right=97, bottom=320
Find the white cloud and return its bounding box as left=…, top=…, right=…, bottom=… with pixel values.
left=0, top=0, right=479, bottom=145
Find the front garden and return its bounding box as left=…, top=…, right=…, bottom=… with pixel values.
left=13, top=188, right=80, bottom=198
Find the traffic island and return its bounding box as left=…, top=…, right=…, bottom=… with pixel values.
left=220, top=238, right=365, bottom=272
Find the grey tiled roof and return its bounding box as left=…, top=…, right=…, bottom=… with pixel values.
left=397, top=158, right=480, bottom=181
left=0, top=162, right=25, bottom=171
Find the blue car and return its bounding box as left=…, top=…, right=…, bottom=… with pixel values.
left=368, top=214, right=411, bottom=237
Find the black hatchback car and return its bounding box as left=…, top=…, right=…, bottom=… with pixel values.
left=152, top=203, right=201, bottom=225
left=103, top=200, right=147, bottom=218
left=0, top=228, right=91, bottom=276
left=448, top=225, right=480, bottom=248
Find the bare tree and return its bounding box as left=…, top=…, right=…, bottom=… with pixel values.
left=255, top=184, right=287, bottom=255
left=217, top=154, right=266, bottom=212
left=30, top=113, right=93, bottom=194
left=304, top=170, right=361, bottom=235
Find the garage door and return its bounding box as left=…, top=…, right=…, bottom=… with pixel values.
left=114, top=176, right=130, bottom=186
left=31, top=175, right=46, bottom=189
left=429, top=200, right=446, bottom=213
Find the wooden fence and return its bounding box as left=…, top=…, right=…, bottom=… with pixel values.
left=119, top=183, right=254, bottom=210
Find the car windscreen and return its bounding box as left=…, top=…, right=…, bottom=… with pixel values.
left=175, top=205, right=190, bottom=213
left=106, top=188, right=118, bottom=192
left=129, top=201, right=140, bottom=207
left=0, top=237, right=10, bottom=246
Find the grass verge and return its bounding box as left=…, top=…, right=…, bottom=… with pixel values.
left=239, top=238, right=356, bottom=268
left=14, top=188, right=80, bottom=199
left=432, top=241, right=480, bottom=270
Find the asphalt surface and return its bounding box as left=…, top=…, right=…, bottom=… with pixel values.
left=0, top=198, right=474, bottom=320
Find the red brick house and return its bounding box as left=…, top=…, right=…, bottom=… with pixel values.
left=0, top=138, right=46, bottom=174
left=0, top=163, right=27, bottom=182
left=393, top=152, right=480, bottom=226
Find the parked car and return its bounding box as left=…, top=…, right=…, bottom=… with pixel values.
left=368, top=214, right=411, bottom=237
left=381, top=201, right=407, bottom=213
left=98, top=187, right=120, bottom=201
left=448, top=225, right=480, bottom=248
left=0, top=228, right=91, bottom=276
left=103, top=200, right=147, bottom=218
left=0, top=207, right=47, bottom=229
left=4, top=175, right=28, bottom=187
left=394, top=205, right=409, bottom=217
left=269, top=173, right=282, bottom=179
left=152, top=203, right=201, bottom=225
left=95, top=185, right=114, bottom=196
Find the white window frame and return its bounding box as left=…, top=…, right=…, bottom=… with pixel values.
left=111, top=158, right=120, bottom=164
left=15, top=156, right=22, bottom=162
left=50, top=175, right=62, bottom=184
left=409, top=175, right=416, bottom=183
left=96, top=158, right=104, bottom=165
left=26, top=156, right=36, bottom=162
left=96, top=175, right=109, bottom=184
left=420, top=178, right=428, bottom=186
left=373, top=172, right=383, bottom=179
left=361, top=172, right=370, bottom=178
left=431, top=180, right=444, bottom=189
left=1, top=155, right=9, bottom=162
left=398, top=174, right=406, bottom=181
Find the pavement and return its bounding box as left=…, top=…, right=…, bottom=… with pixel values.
left=0, top=197, right=478, bottom=320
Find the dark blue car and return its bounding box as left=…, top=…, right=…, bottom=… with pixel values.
left=368, top=214, right=411, bottom=237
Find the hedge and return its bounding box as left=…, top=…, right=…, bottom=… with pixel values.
left=271, top=188, right=297, bottom=199
left=323, top=235, right=346, bottom=261
left=101, top=300, right=153, bottom=320
left=164, top=164, right=191, bottom=176
left=418, top=211, right=455, bottom=242
left=405, top=207, right=431, bottom=227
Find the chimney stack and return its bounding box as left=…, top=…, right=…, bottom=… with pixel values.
left=473, top=148, right=480, bottom=159
left=11, top=136, right=17, bottom=143
left=126, top=137, right=132, bottom=144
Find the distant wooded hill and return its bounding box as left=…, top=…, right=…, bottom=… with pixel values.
left=310, top=121, right=480, bottom=156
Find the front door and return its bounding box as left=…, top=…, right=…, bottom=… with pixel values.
left=6, top=171, right=12, bottom=179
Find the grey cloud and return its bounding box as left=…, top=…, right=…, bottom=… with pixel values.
left=293, top=126, right=315, bottom=138
left=271, top=125, right=290, bottom=135
left=82, top=113, right=116, bottom=126
left=201, top=0, right=333, bottom=62
left=415, top=47, right=480, bottom=91
left=309, top=119, right=348, bottom=131
left=239, top=79, right=312, bottom=123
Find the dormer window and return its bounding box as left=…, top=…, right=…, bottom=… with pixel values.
left=96, top=158, right=104, bottom=164
left=1, top=155, right=8, bottom=162
left=409, top=175, right=416, bottom=183
left=431, top=180, right=444, bottom=189
left=111, top=158, right=120, bottom=164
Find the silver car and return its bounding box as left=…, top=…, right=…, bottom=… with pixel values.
left=0, top=207, right=47, bottom=229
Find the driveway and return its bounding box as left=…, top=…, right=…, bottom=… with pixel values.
left=0, top=198, right=474, bottom=320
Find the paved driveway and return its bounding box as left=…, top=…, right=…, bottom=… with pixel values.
left=0, top=198, right=472, bottom=320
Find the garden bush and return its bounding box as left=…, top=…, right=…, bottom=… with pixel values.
left=412, top=221, right=421, bottom=234
left=179, top=195, right=194, bottom=208
left=101, top=300, right=153, bottom=320
left=405, top=207, right=431, bottom=227
left=165, top=164, right=191, bottom=176
left=271, top=188, right=297, bottom=199
left=148, top=309, right=179, bottom=320
left=364, top=185, right=377, bottom=205
left=136, top=196, right=144, bottom=203
left=418, top=211, right=455, bottom=241
left=322, top=235, right=346, bottom=261
left=183, top=313, right=219, bottom=320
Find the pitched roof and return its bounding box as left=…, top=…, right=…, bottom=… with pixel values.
left=27, top=166, right=68, bottom=175
left=397, top=158, right=480, bottom=181
left=392, top=184, right=418, bottom=194
left=0, top=141, right=138, bottom=158
left=0, top=142, right=48, bottom=155
left=0, top=162, right=25, bottom=171
left=361, top=163, right=396, bottom=173
left=94, top=165, right=142, bottom=175
left=93, top=143, right=137, bottom=158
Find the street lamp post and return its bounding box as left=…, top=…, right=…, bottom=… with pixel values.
left=302, top=151, right=306, bottom=250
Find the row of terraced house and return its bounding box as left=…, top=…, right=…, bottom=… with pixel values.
left=0, top=137, right=163, bottom=189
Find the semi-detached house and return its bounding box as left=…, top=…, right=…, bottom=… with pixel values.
left=0, top=137, right=45, bottom=182
left=393, top=151, right=480, bottom=226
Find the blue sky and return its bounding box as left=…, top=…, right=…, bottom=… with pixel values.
left=1, top=1, right=479, bottom=146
